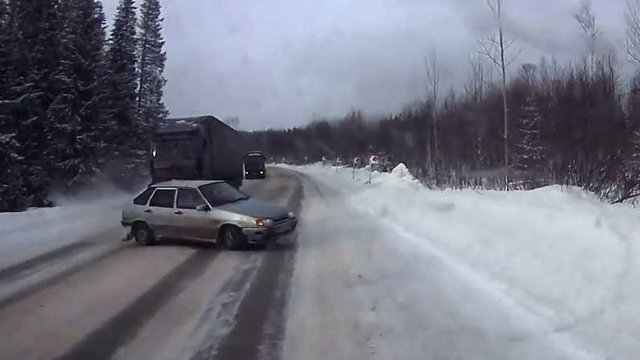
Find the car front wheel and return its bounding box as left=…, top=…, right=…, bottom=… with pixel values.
left=223, top=226, right=246, bottom=250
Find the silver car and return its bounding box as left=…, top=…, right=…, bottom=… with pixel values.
left=121, top=180, right=298, bottom=249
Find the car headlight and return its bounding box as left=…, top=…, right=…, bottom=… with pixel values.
left=255, top=218, right=274, bottom=227
left=288, top=211, right=295, bottom=218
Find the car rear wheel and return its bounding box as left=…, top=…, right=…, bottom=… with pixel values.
left=133, top=223, right=155, bottom=246
left=223, top=226, right=246, bottom=250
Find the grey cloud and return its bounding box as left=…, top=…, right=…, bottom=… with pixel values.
left=102, top=0, right=628, bottom=129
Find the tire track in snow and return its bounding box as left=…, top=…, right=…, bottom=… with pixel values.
left=0, top=240, right=95, bottom=283
left=0, top=240, right=128, bottom=310
left=203, top=169, right=303, bottom=360
left=57, top=248, right=221, bottom=360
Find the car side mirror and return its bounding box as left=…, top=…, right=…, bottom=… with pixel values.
left=196, top=204, right=211, bottom=212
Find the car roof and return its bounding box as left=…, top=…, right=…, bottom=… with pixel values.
left=151, top=180, right=225, bottom=188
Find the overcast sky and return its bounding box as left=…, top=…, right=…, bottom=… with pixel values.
left=102, top=0, right=627, bottom=130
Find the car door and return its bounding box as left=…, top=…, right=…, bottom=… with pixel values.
left=146, top=188, right=178, bottom=238
left=175, top=188, right=217, bottom=240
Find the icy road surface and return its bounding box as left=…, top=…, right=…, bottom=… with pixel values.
left=0, top=168, right=301, bottom=360
left=2, top=164, right=640, bottom=359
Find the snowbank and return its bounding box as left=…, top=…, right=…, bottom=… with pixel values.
left=287, top=163, right=640, bottom=358
left=0, top=194, right=130, bottom=270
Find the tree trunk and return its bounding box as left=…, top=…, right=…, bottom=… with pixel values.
left=499, top=19, right=509, bottom=190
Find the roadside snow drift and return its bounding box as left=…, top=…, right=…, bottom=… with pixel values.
left=287, top=163, right=640, bottom=359
left=0, top=194, right=129, bottom=270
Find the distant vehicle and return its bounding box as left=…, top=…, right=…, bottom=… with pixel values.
left=244, top=152, right=266, bottom=179
left=150, top=116, right=244, bottom=188
left=121, top=180, right=298, bottom=249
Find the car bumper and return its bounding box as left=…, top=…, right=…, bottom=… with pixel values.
left=242, top=218, right=298, bottom=244
left=120, top=221, right=135, bottom=241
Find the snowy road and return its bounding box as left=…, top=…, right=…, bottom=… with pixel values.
left=284, top=172, right=597, bottom=360
left=0, top=168, right=301, bottom=360
left=0, top=165, right=635, bottom=359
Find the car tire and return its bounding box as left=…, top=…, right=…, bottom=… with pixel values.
left=223, top=226, right=246, bottom=250
left=133, top=223, right=155, bottom=246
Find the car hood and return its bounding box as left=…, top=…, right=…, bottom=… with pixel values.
left=218, top=198, right=289, bottom=222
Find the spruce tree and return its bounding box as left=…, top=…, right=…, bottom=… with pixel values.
left=0, top=0, right=10, bottom=98
left=515, top=94, right=547, bottom=182
left=8, top=0, right=66, bottom=208
left=0, top=0, right=23, bottom=211
left=624, top=73, right=640, bottom=188
left=105, top=0, right=139, bottom=186
left=137, top=0, right=168, bottom=129
left=48, top=0, right=108, bottom=189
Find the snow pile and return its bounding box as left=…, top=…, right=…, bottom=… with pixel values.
left=389, top=163, right=416, bottom=182
left=0, top=194, right=129, bottom=270
left=287, top=163, right=640, bottom=358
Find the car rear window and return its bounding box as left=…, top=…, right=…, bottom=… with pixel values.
left=149, top=189, right=176, bottom=208
left=133, top=188, right=155, bottom=206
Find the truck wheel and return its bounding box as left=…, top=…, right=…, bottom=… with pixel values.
left=133, top=223, right=155, bottom=246
left=223, top=226, right=246, bottom=250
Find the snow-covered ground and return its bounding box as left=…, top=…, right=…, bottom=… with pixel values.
left=284, top=163, right=640, bottom=359
left=0, top=192, right=130, bottom=271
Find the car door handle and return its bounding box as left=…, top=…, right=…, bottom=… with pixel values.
left=144, top=209, right=152, bottom=213
left=174, top=211, right=183, bottom=215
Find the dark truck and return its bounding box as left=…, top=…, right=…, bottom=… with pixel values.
left=243, top=151, right=266, bottom=179
left=150, top=116, right=244, bottom=188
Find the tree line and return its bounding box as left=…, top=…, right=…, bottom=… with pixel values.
left=247, top=54, right=639, bottom=202
left=247, top=0, right=640, bottom=202
left=0, top=0, right=167, bottom=211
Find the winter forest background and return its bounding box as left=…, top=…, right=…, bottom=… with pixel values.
left=0, top=0, right=166, bottom=211
left=3, top=0, right=640, bottom=212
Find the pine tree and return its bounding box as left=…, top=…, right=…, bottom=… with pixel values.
left=515, top=94, right=547, bottom=181
left=137, top=0, right=168, bottom=128
left=48, top=0, right=108, bottom=189
left=104, top=0, right=139, bottom=186
left=622, top=73, right=640, bottom=199
left=7, top=0, right=66, bottom=208
left=0, top=0, right=10, bottom=98
left=0, top=0, right=24, bottom=211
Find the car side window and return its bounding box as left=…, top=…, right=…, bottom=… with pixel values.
left=133, top=188, right=155, bottom=206
left=177, top=188, right=206, bottom=210
left=149, top=189, right=176, bottom=208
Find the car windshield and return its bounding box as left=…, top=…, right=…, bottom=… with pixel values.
left=244, top=156, right=265, bottom=168
left=198, top=182, right=248, bottom=207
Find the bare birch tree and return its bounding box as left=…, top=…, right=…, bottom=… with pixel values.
left=626, top=0, right=640, bottom=64
left=479, top=0, right=519, bottom=188
left=464, top=55, right=487, bottom=103
left=425, top=49, right=440, bottom=172
left=574, top=0, right=600, bottom=70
